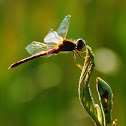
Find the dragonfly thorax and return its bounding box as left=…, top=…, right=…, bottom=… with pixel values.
left=76, top=39, right=85, bottom=51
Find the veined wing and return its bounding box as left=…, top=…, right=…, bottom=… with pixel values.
left=44, top=14, right=71, bottom=44
left=25, top=41, right=57, bottom=55
left=57, top=14, right=71, bottom=39
left=44, top=29, right=63, bottom=44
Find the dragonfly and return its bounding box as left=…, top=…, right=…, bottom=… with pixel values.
left=8, top=14, right=86, bottom=69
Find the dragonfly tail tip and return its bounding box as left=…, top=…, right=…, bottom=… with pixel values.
left=8, top=66, right=12, bottom=69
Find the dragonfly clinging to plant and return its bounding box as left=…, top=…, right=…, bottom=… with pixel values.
left=8, top=14, right=86, bottom=69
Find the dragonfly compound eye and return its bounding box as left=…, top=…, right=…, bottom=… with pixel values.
left=76, top=39, right=86, bottom=50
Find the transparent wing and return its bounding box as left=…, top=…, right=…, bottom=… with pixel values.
left=44, top=29, right=63, bottom=44
left=25, top=41, right=57, bottom=55
left=57, top=14, right=71, bottom=39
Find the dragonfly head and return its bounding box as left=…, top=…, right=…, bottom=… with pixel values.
left=76, top=39, right=86, bottom=50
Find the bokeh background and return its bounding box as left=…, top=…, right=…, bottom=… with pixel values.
left=1, top=0, right=126, bottom=125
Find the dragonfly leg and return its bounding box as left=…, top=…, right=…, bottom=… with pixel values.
left=76, top=50, right=86, bottom=53
left=75, top=49, right=89, bottom=59
left=72, top=51, right=83, bottom=69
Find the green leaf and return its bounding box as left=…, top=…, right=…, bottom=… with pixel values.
left=96, top=77, right=113, bottom=125
left=78, top=45, right=102, bottom=126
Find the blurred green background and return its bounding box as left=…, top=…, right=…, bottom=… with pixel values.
left=1, top=0, right=126, bottom=125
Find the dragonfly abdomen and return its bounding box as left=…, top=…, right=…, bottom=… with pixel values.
left=8, top=48, right=58, bottom=69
